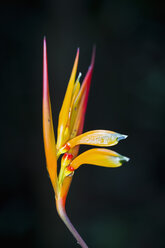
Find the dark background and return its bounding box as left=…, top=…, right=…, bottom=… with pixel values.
left=1, top=0, right=165, bottom=247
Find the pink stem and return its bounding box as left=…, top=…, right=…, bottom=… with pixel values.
left=56, top=198, right=88, bottom=248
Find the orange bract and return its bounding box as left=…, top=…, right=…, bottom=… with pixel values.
left=43, top=37, right=57, bottom=193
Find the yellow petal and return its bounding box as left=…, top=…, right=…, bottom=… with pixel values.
left=72, top=73, right=81, bottom=101
left=61, top=130, right=127, bottom=153
left=69, top=91, right=85, bottom=139
left=57, top=49, right=79, bottom=149
left=69, top=148, right=129, bottom=170
left=70, top=80, right=80, bottom=111
left=43, top=37, right=57, bottom=193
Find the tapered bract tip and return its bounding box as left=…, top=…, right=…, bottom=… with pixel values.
left=76, top=48, right=80, bottom=58
left=91, top=45, right=96, bottom=66
left=43, top=36, right=46, bottom=46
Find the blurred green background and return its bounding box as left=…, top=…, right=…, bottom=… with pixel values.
left=0, top=0, right=165, bottom=247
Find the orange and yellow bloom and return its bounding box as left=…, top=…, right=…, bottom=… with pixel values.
left=43, top=37, right=129, bottom=248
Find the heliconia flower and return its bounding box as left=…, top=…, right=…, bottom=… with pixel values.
left=42, top=37, right=129, bottom=248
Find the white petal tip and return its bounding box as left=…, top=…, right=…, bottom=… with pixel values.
left=117, top=134, right=128, bottom=141
left=120, top=156, right=130, bottom=163
left=77, top=72, right=82, bottom=81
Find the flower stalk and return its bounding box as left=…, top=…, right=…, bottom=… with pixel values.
left=56, top=197, right=88, bottom=248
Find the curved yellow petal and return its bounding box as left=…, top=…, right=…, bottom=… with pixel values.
left=57, top=49, right=79, bottom=149
left=43, top=37, right=57, bottom=193
left=61, top=130, right=127, bottom=153
left=69, top=148, right=129, bottom=170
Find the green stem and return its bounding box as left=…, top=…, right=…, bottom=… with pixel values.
left=56, top=198, right=88, bottom=248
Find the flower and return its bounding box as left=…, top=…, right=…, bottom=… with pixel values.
left=42, top=37, right=129, bottom=248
